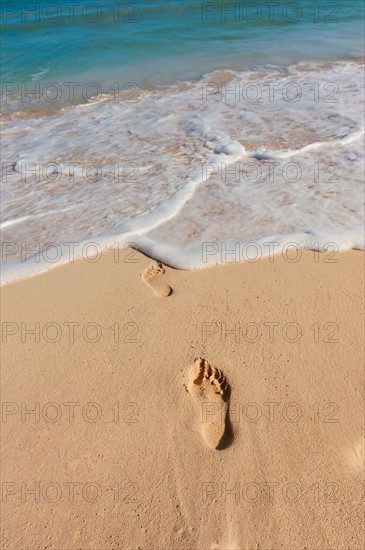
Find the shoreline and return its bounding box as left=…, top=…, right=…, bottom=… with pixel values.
left=3, top=58, right=364, bottom=118
left=2, top=234, right=364, bottom=286
left=1, top=248, right=364, bottom=548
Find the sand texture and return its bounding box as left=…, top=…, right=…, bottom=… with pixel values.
left=1, top=249, right=364, bottom=549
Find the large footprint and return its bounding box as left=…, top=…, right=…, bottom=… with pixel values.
left=140, top=262, right=172, bottom=297
left=187, top=357, right=229, bottom=449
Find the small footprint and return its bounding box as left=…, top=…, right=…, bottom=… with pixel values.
left=140, top=261, right=172, bottom=297
left=187, top=357, right=229, bottom=449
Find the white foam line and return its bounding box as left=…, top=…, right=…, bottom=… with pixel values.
left=0, top=123, right=247, bottom=285
left=1, top=215, right=32, bottom=229
left=108, top=118, right=246, bottom=237
left=2, top=226, right=363, bottom=285
left=132, top=227, right=365, bottom=269
left=0, top=206, right=79, bottom=229
left=248, top=127, right=364, bottom=160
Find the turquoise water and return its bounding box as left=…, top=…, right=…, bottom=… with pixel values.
left=1, top=0, right=364, bottom=88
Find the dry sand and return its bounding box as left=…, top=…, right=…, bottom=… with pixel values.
left=1, top=248, right=364, bottom=549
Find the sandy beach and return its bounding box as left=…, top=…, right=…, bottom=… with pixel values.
left=3, top=1, right=364, bottom=547
left=1, top=248, right=363, bottom=549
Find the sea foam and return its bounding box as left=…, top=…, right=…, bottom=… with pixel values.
left=1, top=61, right=364, bottom=284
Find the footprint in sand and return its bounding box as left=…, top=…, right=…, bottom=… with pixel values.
left=141, top=261, right=172, bottom=297
left=187, top=357, right=229, bottom=449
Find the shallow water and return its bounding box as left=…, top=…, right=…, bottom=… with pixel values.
left=1, top=2, right=364, bottom=282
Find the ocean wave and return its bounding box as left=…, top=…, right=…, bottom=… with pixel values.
left=1, top=60, right=364, bottom=283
